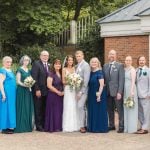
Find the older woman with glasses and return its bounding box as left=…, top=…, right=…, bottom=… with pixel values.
left=0, top=56, right=16, bottom=134
left=15, top=55, right=34, bottom=133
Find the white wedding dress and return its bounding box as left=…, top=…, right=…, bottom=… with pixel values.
left=62, top=70, right=80, bottom=132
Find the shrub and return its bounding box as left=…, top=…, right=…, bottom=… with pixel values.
left=19, top=43, right=66, bottom=64
left=77, top=24, right=104, bottom=65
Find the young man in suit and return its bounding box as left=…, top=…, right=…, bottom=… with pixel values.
left=75, top=50, right=90, bottom=133
left=103, top=50, right=125, bottom=133
left=136, top=56, right=150, bottom=134
left=31, top=50, right=49, bottom=131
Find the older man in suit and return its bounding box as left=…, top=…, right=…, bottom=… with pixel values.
left=31, top=50, right=49, bottom=131
left=103, top=50, right=125, bottom=133
left=136, top=56, right=150, bottom=134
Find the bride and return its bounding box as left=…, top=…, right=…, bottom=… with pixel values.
left=62, top=55, right=80, bottom=132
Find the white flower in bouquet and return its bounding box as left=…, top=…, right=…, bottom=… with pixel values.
left=124, top=97, right=135, bottom=108
left=24, top=76, right=36, bottom=91
left=65, top=73, right=82, bottom=91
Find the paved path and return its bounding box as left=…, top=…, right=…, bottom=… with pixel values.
left=0, top=131, right=150, bottom=150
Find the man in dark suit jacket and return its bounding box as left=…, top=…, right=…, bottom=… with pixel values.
left=31, top=50, right=49, bottom=131
left=103, top=50, right=125, bottom=133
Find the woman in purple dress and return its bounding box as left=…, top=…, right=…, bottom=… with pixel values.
left=44, top=59, right=64, bottom=132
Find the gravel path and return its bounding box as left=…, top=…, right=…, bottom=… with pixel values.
left=0, top=131, right=150, bottom=150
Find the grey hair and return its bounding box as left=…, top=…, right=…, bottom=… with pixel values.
left=40, top=50, right=49, bottom=56
left=19, top=55, right=31, bottom=65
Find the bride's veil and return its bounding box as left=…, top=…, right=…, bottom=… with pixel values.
left=62, top=56, right=67, bottom=68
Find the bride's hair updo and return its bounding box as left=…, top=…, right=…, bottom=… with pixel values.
left=63, top=55, right=75, bottom=68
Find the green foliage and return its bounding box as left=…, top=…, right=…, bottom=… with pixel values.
left=0, top=0, right=134, bottom=58
left=77, top=24, right=104, bottom=64
left=17, top=3, right=66, bottom=35
left=19, top=43, right=66, bottom=64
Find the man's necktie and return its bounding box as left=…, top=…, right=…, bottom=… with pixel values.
left=139, top=68, right=142, bottom=77
left=44, top=63, right=48, bottom=72
left=109, top=64, right=112, bottom=75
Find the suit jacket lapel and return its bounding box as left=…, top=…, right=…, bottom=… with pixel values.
left=76, top=60, right=85, bottom=73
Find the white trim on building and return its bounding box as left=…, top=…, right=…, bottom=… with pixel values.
left=100, top=16, right=150, bottom=37
left=140, top=16, right=150, bottom=33
left=149, top=35, right=150, bottom=67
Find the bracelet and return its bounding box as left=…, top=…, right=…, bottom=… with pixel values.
left=79, top=91, right=83, bottom=95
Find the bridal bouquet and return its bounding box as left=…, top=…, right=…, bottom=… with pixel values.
left=124, top=97, right=135, bottom=108
left=24, top=76, right=36, bottom=91
left=65, top=73, right=82, bottom=91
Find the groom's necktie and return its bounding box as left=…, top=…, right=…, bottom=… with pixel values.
left=139, top=68, right=142, bottom=77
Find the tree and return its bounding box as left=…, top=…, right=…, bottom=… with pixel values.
left=0, top=0, right=134, bottom=56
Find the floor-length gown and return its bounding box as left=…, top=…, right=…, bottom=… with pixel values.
left=44, top=72, right=63, bottom=132
left=87, top=70, right=108, bottom=133
left=124, top=67, right=138, bottom=133
left=0, top=68, right=16, bottom=130
left=62, top=70, right=80, bottom=132
left=15, top=68, right=34, bottom=133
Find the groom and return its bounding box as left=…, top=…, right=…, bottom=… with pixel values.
left=75, top=50, right=90, bottom=133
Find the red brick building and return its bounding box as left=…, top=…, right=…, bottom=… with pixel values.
left=97, top=0, right=150, bottom=67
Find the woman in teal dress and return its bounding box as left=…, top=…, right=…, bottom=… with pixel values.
left=14, top=55, right=34, bottom=133
left=87, top=57, right=108, bottom=133
left=0, top=56, right=16, bottom=134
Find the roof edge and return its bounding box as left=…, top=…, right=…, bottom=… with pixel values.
left=96, top=0, right=140, bottom=24
left=136, top=7, right=150, bottom=16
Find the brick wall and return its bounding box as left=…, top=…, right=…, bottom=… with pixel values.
left=104, top=35, right=149, bottom=67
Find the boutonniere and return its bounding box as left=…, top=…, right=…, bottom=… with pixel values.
left=78, top=68, right=82, bottom=72
left=112, top=65, right=116, bottom=69
left=143, top=72, right=147, bottom=76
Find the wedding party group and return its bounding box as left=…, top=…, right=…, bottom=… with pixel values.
left=0, top=49, right=150, bottom=135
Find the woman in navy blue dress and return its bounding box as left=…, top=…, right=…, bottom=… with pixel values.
left=87, top=57, right=108, bottom=133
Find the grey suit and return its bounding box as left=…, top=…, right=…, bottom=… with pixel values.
left=76, top=60, right=90, bottom=128
left=136, top=66, right=150, bottom=130
left=103, top=62, right=125, bottom=130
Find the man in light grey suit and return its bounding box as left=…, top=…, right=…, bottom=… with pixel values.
left=103, top=50, right=125, bottom=133
left=136, top=56, right=150, bottom=134
left=75, top=50, right=90, bottom=133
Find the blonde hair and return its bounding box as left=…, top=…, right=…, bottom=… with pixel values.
left=125, top=55, right=132, bottom=60
left=2, top=56, right=12, bottom=64
left=90, top=57, right=102, bottom=70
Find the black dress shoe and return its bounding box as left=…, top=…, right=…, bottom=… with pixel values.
left=117, top=129, right=124, bottom=133
left=2, top=129, right=14, bottom=134
left=135, top=129, right=148, bottom=134
left=108, top=127, right=116, bottom=131
left=36, top=127, right=44, bottom=132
